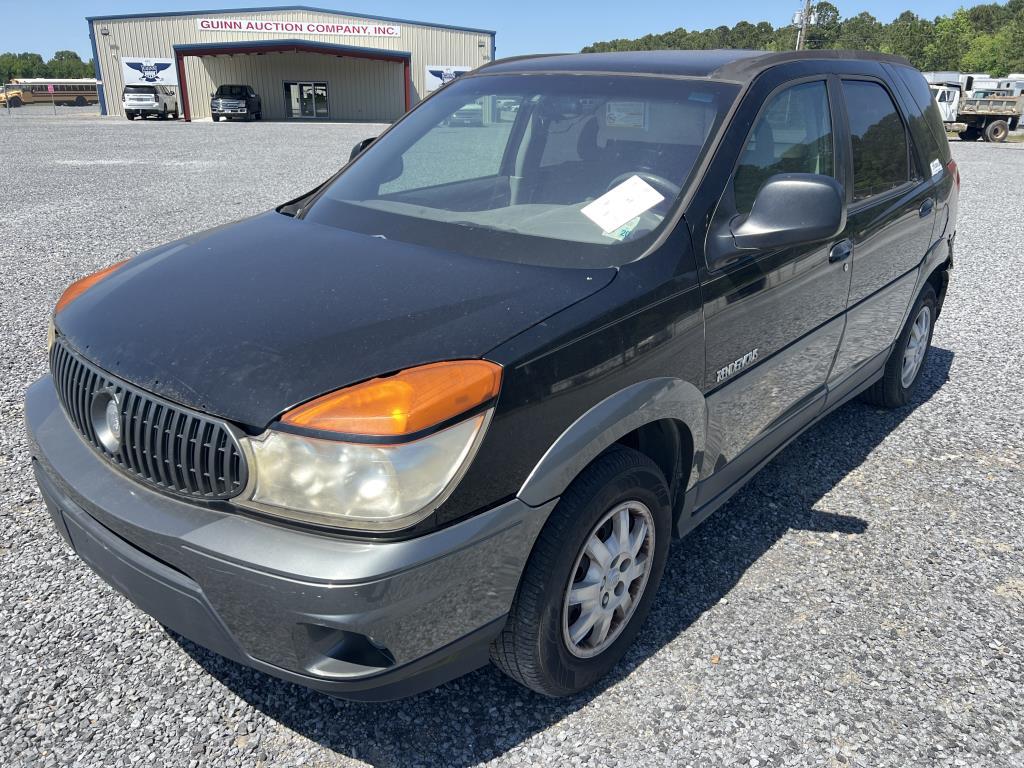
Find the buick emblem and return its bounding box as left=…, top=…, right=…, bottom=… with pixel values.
left=91, top=389, right=123, bottom=454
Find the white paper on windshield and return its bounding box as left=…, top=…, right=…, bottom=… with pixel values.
left=581, top=175, right=665, bottom=233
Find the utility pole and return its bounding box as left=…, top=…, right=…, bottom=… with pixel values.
left=795, top=0, right=813, bottom=51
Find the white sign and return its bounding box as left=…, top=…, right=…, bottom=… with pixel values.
left=197, top=17, right=400, bottom=37
left=121, top=57, right=178, bottom=86
left=606, top=101, right=647, bottom=130
left=425, top=65, right=472, bottom=92
left=581, top=175, right=664, bottom=233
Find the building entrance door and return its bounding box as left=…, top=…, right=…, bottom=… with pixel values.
left=285, top=82, right=329, bottom=118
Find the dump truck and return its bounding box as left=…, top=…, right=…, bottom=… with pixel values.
left=931, top=81, right=1022, bottom=142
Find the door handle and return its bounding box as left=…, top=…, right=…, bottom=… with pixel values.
left=919, top=198, right=935, bottom=218
left=829, top=239, right=853, bottom=263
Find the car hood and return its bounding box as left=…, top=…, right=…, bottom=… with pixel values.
left=55, top=212, right=615, bottom=427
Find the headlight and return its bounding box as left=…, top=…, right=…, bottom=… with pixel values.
left=55, top=259, right=129, bottom=314
left=236, top=360, right=501, bottom=531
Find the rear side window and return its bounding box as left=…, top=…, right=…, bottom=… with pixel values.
left=890, top=64, right=951, bottom=164
left=733, top=80, right=834, bottom=213
left=841, top=80, right=912, bottom=202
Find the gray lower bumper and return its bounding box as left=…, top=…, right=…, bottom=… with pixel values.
left=26, top=376, right=554, bottom=700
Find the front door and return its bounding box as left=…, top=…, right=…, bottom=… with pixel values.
left=697, top=77, right=852, bottom=489
left=285, top=81, right=329, bottom=119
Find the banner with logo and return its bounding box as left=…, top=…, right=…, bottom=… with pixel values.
left=121, top=57, right=178, bottom=86
left=196, top=17, right=400, bottom=37
left=425, top=66, right=472, bottom=92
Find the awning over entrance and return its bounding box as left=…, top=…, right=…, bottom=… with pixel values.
left=173, top=38, right=411, bottom=121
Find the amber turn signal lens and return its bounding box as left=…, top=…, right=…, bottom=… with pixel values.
left=282, top=360, right=502, bottom=437
left=55, top=260, right=129, bottom=314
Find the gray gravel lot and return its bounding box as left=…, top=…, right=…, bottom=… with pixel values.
left=2, top=112, right=1023, bottom=768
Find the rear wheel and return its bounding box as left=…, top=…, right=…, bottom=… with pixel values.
left=212, top=114, right=220, bottom=122
left=862, top=283, right=937, bottom=408
left=126, top=112, right=135, bottom=121
left=958, top=127, right=981, bottom=141
left=9, top=95, right=22, bottom=107
left=159, top=106, right=168, bottom=120
left=491, top=447, right=671, bottom=697
left=985, top=120, right=1009, bottom=143
left=74, top=95, right=86, bottom=106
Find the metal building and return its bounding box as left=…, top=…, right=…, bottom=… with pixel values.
left=87, top=5, right=495, bottom=121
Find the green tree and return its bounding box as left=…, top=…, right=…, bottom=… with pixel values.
left=834, top=11, right=884, bottom=50
left=883, top=12, right=934, bottom=66
left=961, top=29, right=1012, bottom=74
left=924, top=9, right=975, bottom=70
left=579, top=0, right=1024, bottom=76
left=807, top=1, right=842, bottom=48
left=46, top=50, right=92, bottom=78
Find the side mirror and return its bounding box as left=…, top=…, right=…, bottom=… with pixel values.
left=730, top=174, right=845, bottom=251
left=349, top=137, right=376, bottom=161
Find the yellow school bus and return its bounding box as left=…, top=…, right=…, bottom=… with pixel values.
left=0, top=78, right=99, bottom=107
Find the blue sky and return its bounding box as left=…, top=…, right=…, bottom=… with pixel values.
left=0, top=0, right=969, bottom=60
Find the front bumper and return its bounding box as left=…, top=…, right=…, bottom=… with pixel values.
left=26, top=376, right=553, bottom=700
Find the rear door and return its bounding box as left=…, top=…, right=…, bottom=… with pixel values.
left=694, top=75, right=852, bottom=489
left=826, top=76, right=936, bottom=396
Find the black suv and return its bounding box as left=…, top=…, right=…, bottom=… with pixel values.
left=28, top=50, right=956, bottom=701
left=210, top=83, right=261, bottom=121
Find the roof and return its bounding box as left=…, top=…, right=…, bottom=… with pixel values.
left=479, top=49, right=913, bottom=81
left=85, top=4, right=495, bottom=36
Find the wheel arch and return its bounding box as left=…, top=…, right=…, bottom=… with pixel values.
left=517, top=378, right=706, bottom=509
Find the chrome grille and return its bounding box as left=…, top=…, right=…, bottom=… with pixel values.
left=50, top=340, right=247, bottom=500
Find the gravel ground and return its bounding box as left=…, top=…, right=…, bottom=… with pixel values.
left=1, top=113, right=1022, bottom=768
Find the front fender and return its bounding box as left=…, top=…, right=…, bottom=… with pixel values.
left=517, top=377, right=707, bottom=507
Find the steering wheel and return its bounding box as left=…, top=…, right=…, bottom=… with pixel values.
left=604, top=171, right=681, bottom=204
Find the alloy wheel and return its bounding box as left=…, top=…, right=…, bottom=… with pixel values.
left=901, top=305, right=931, bottom=388
left=562, top=500, right=655, bottom=658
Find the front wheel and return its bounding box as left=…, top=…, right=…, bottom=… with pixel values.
left=491, top=447, right=671, bottom=697
left=862, top=283, right=937, bottom=408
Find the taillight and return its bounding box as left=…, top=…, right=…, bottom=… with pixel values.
left=946, top=158, right=960, bottom=191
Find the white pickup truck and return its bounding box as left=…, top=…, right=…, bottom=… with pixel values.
left=931, top=82, right=1022, bottom=142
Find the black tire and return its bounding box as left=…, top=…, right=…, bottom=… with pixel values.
left=861, top=283, right=937, bottom=408
left=958, top=128, right=981, bottom=141
left=126, top=113, right=135, bottom=121
left=9, top=96, right=22, bottom=107
left=491, top=447, right=671, bottom=697
left=212, top=114, right=220, bottom=122
left=985, top=120, right=1009, bottom=143
left=74, top=95, right=86, bottom=106
left=159, top=106, right=167, bottom=120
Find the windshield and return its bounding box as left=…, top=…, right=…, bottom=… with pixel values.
left=216, top=86, right=247, bottom=97
left=304, top=74, right=738, bottom=267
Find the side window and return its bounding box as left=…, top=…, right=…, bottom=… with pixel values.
left=733, top=80, right=834, bottom=213
left=841, top=80, right=913, bottom=202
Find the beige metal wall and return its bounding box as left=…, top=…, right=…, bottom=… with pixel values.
left=90, top=7, right=493, bottom=118
left=197, top=51, right=404, bottom=121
